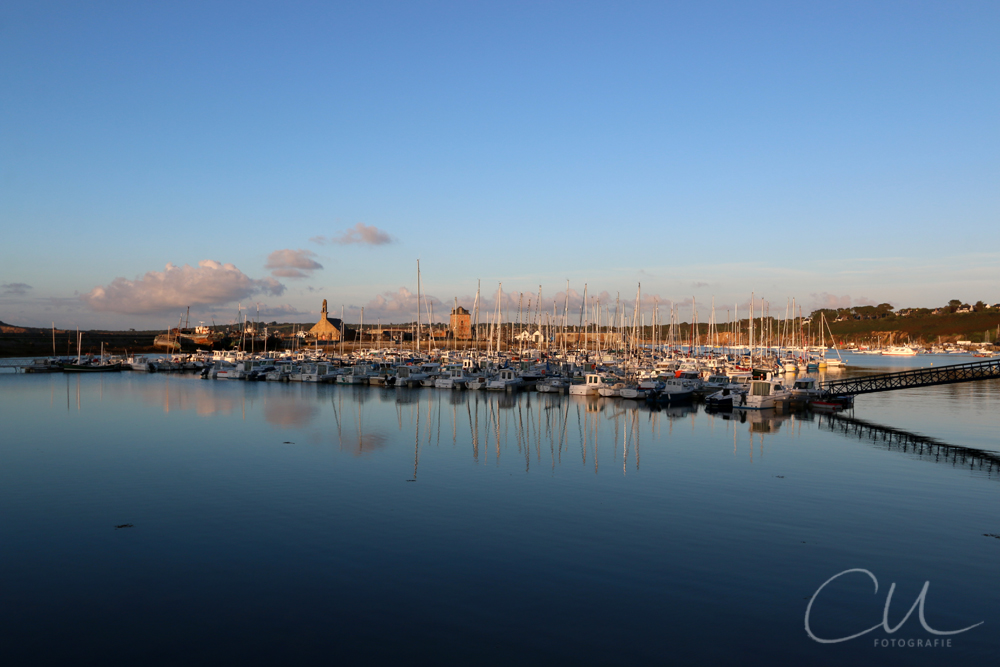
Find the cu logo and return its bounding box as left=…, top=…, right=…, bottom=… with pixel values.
left=805, top=568, right=984, bottom=644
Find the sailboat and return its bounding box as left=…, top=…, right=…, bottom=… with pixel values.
left=62, top=339, right=123, bottom=372
left=821, top=313, right=848, bottom=368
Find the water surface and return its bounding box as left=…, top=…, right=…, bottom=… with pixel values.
left=1, top=357, right=998, bottom=665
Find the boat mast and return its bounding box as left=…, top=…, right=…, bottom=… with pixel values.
left=825, top=313, right=843, bottom=360
left=535, top=285, right=542, bottom=336
left=595, top=297, right=601, bottom=357
left=562, top=280, right=569, bottom=356
left=615, top=292, right=621, bottom=352
left=498, top=283, right=504, bottom=353
left=474, top=279, right=480, bottom=349
left=691, top=297, right=697, bottom=355
left=426, top=299, right=433, bottom=354
left=416, top=259, right=421, bottom=355
left=517, top=292, right=523, bottom=356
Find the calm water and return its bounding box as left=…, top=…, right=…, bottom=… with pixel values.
left=2, top=354, right=998, bottom=665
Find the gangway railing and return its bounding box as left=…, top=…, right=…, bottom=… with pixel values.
left=821, top=358, right=1000, bottom=396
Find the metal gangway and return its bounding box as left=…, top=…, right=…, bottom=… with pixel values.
left=821, top=358, right=1000, bottom=397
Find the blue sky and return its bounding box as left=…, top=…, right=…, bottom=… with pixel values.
left=2, top=1, right=998, bottom=329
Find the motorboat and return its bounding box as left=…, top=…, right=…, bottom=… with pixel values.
left=705, top=387, right=738, bottom=410
left=734, top=378, right=791, bottom=410
left=434, top=365, right=472, bottom=389
left=299, top=362, right=339, bottom=383
left=20, top=358, right=63, bottom=373
left=536, top=377, right=569, bottom=393
left=486, top=368, right=522, bottom=391
left=467, top=375, right=489, bottom=391
left=647, top=377, right=695, bottom=405
left=568, top=373, right=612, bottom=396
left=336, top=364, right=375, bottom=384
left=127, top=355, right=156, bottom=372
left=789, top=376, right=823, bottom=402
left=619, top=386, right=648, bottom=400
left=598, top=381, right=625, bottom=398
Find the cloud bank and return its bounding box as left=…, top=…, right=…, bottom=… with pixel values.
left=363, top=287, right=442, bottom=317
left=2, top=283, right=32, bottom=295
left=311, top=223, right=394, bottom=246
left=266, top=248, right=323, bottom=278
left=82, top=260, right=285, bottom=314
left=809, top=292, right=877, bottom=311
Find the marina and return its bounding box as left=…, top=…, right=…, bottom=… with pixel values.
left=4, top=4, right=999, bottom=664
left=1, top=353, right=997, bottom=665
left=6, top=340, right=1000, bottom=414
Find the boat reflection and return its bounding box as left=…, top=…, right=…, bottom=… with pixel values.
left=46, top=375, right=1000, bottom=482
left=818, top=412, right=1000, bottom=481
left=709, top=408, right=792, bottom=434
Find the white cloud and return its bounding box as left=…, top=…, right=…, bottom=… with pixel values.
left=311, top=223, right=394, bottom=246
left=82, top=260, right=285, bottom=314
left=265, top=249, right=323, bottom=279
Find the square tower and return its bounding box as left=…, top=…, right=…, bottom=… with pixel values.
left=449, top=306, right=471, bottom=340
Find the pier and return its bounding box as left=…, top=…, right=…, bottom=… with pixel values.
left=820, top=358, right=1000, bottom=396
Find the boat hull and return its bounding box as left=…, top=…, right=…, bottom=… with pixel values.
left=61, top=363, right=124, bottom=372
left=648, top=389, right=694, bottom=405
